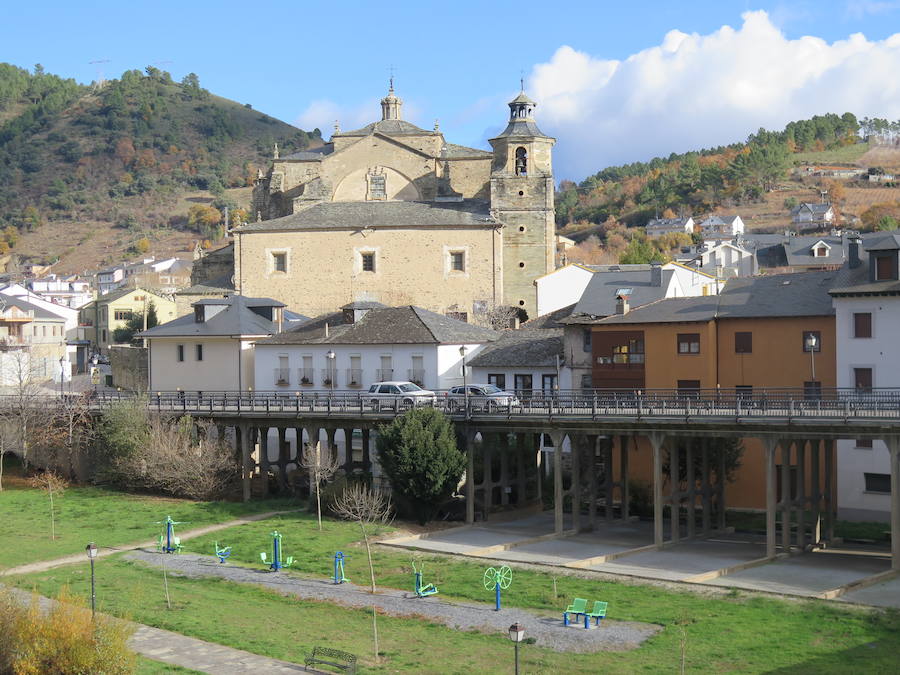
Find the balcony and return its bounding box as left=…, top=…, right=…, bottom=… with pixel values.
left=298, top=367, right=315, bottom=386
left=408, top=368, right=425, bottom=387
left=321, top=368, right=337, bottom=387
left=346, top=368, right=363, bottom=387
left=376, top=368, right=393, bottom=381
left=273, top=368, right=290, bottom=386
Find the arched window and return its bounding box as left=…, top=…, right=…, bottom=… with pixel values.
left=515, top=147, right=527, bottom=176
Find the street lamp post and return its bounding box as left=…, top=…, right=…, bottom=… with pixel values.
left=805, top=333, right=818, bottom=381
left=459, top=346, right=468, bottom=415
left=508, top=622, right=525, bottom=675
left=59, top=357, right=65, bottom=398
left=85, top=542, right=98, bottom=619
left=326, top=350, right=335, bottom=398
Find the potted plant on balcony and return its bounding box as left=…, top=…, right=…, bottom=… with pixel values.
left=301, top=375, right=312, bottom=385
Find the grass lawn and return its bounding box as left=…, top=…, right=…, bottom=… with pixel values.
left=726, top=511, right=892, bottom=544
left=792, top=143, right=870, bottom=165
left=136, top=657, right=203, bottom=674
left=8, top=510, right=900, bottom=673
left=0, top=463, right=299, bottom=569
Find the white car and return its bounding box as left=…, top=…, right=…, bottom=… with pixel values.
left=367, top=381, right=436, bottom=408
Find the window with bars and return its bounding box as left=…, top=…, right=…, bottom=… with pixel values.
left=450, top=251, right=465, bottom=272
left=361, top=252, right=375, bottom=272
left=271, top=251, right=287, bottom=273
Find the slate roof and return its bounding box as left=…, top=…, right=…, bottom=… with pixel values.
left=561, top=269, right=675, bottom=323
left=791, top=202, right=834, bottom=216
left=0, top=295, right=66, bottom=321
left=468, top=328, right=563, bottom=368
left=596, top=270, right=838, bottom=326
left=491, top=118, right=551, bottom=139
left=444, top=143, right=492, bottom=158
left=864, top=233, right=900, bottom=251
left=524, top=304, right=576, bottom=329
left=282, top=145, right=334, bottom=161
left=646, top=217, right=692, bottom=230
left=259, top=305, right=499, bottom=346
left=95, top=287, right=168, bottom=305
left=138, top=295, right=280, bottom=338
left=177, top=274, right=234, bottom=296
left=236, top=200, right=496, bottom=232
left=335, top=119, right=436, bottom=137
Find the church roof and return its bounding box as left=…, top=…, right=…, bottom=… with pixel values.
left=236, top=200, right=498, bottom=232
left=492, top=118, right=551, bottom=140
left=444, top=142, right=492, bottom=158
left=282, top=145, right=334, bottom=161
left=334, top=119, right=436, bottom=137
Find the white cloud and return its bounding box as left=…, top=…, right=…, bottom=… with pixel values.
left=529, top=10, right=900, bottom=180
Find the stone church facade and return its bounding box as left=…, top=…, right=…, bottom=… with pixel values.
left=236, top=85, right=556, bottom=319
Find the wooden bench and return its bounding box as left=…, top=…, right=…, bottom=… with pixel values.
left=305, top=646, right=357, bottom=673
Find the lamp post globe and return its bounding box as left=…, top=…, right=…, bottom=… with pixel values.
left=326, top=350, right=336, bottom=395
left=805, top=333, right=818, bottom=382
left=508, top=622, right=524, bottom=674
left=85, top=542, right=98, bottom=619
left=459, top=346, right=468, bottom=413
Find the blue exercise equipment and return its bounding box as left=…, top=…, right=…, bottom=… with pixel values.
left=260, top=530, right=293, bottom=571
left=154, top=515, right=186, bottom=554
left=332, top=551, right=350, bottom=584
left=413, top=560, right=438, bottom=597
left=214, top=541, right=232, bottom=563
left=483, top=565, right=512, bottom=611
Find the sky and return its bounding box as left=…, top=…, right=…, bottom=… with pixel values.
left=5, top=1, right=900, bottom=181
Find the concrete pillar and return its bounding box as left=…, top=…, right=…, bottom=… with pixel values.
left=240, top=424, right=251, bottom=502
left=500, top=433, right=510, bottom=507
left=781, top=440, right=792, bottom=553
left=823, top=439, right=835, bottom=543
left=620, top=435, right=630, bottom=521
left=535, top=433, right=543, bottom=502
left=887, top=436, right=900, bottom=571
left=670, top=441, right=681, bottom=544
left=764, top=438, right=778, bottom=559
left=326, top=428, right=337, bottom=464
left=589, top=436, right=600, bottom=528
left=571, top=435, right=582, bottom=532
left=701, top=439, right=711, bottom=534
left=603, top=437, right=613, bottom=523
left=516, top=433, right=527, bottom=507
left=361, top=428, right=371, bottom=472
left=482, top=437, right=494, bottom=520
left=649, top=431, right=666, bottom=548
left=810, top=439, right=821, bottom=545
left=717, top=442, right=727, bottom=531
left=550, top=431, right=566, bottom=534
left=465, top=429, right=476, bottom=525
left=277, top=427, right=288, bottom=490
left=342, top=428, right=355, bottom=473
left=796, top=440, right=806, bottom=550
left=686, top=439, right=696, bottom=539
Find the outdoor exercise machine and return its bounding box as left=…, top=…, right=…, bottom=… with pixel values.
left=214, top=542, right=232, bottom=564
left=260, top=530, right=293, bottom=571
left=332, top=551, right=349, bottom=584
left=412, top=560, right=438, bottom=597
left=155, top=516, right=186, bottom=554
left=483, top=565, right=512, bottom=611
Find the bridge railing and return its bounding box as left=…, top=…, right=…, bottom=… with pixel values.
left=62, top=387, right=900, bottom=422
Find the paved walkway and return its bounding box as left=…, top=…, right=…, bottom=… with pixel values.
left=4, top=586, right=311, bottom=674
left=1, top=509, right=301, bottom=577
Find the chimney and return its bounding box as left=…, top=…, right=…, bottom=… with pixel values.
left=650, top=262, right=662, bottom=287
left=848, top=235, right=862, bottom=269
left=275, top=307, right=283, bottom=333
left=616, top=294, right=630, bottom=315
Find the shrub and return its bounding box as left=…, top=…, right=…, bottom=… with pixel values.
left=0, top=587, right=135, bottom=674
left=376, top=407, right=465, bottom=524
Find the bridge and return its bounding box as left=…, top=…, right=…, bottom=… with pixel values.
left=46, top=388, right=900, bottom=570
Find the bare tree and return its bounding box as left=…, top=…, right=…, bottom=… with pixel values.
left=29, top=470, right=68, bottom=540
left=471, top=302, right=520, bottom=330
left=300, top=441, right=340, bottom=531
left=331, top=483, right=393, bottom=662
left=0, top=349, right=52, bottom=471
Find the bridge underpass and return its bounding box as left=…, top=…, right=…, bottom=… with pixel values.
left=90, top=391, right=900, bottom=601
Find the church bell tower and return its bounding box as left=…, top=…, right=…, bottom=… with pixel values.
left=489, top=89, right=556, bottom=319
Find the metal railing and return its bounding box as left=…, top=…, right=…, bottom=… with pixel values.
left=346, top=369, right=363, bottom=387
left=321, top=368, right=337, bottom=387
left=273, top=368, right=290, bottom=386
left=298, top=368, right=314, bottom=386
left=408, top=368, right=425, bottom=386
left=376, top=368, right=393, bottom=381
left=61, top=386, right=900, bottom=425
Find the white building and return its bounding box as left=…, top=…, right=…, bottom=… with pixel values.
left=28, top=275, right=93, bottom=309
left=696, top=241, right=758, bottom=278
left=831, top=235, right=900, bottom=522
left=140, top=295, right=285, bottom=392
left=645, top=216, right=694, bottom=238
left=253, top=303, right=498, bottom=393
left=0, top=283, right=82, bottom=368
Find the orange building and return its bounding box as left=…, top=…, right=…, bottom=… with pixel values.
left=589, top=271, right=838, bottom=510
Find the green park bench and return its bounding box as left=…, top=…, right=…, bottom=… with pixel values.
left=584, top=600, right=608, bottom=628
left=305, top=646, right=357, bottom=673
left=563, top=597, right=588, bottom=626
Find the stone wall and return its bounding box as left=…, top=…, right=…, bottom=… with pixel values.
left=110, top=345, right=148, bottom=392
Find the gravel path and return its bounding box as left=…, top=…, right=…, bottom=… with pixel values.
left=126, top=550, right=659, bottom=653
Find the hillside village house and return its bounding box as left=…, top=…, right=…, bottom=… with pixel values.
left=1, top=283, right=83, bottom=369
left=253, top=303, right=498, bottom=393
left=588, top=271, right=837, bottom=510
left=27, top=275, right=93, bottom=309
left=830, top=234, right=900, bottom=522
left=140, top=295, right=284, bottom=392
left=644, top=217, right=694, bottom=238
left=78, top=287, right=176, bottom=354
left=694, top=240, right=757, bottom=278
left=0, top=295, right=68, bottom=385
left=226, top=85, right=556, bottom=320
left=791, top=202, right=835, bottom=230
left=698, top=214, right=745, bottom=237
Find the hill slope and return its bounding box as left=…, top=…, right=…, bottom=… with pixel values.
left=0, top=63, right=320, bottom=272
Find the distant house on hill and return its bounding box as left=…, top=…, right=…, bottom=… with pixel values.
left=698, top=215, right=745, bottom=237
left=791, top=203, right=834, bottom=231
left=645, top=217, right=694, bottom=238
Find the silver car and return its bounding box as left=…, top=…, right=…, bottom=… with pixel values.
left=367, top=381, right=436, bottom=408
left=446, top=384, right=520, bottom=411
